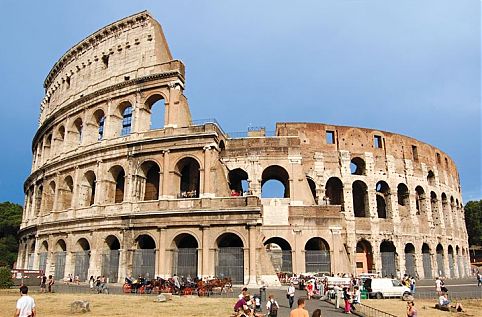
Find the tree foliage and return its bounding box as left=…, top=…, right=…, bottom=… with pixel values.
left=0, top=266, right=13, bottom=288
left=464, top=200, right=482, bottom=246
left=0, top=202, right=22, bottom=267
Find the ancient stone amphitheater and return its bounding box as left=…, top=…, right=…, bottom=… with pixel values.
left=17, top=11, right=470, bottom=285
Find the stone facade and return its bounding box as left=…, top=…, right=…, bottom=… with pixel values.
left=17, top=11, right=470, bottom=285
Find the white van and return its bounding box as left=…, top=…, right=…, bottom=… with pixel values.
left=363, top=278, right=411, bottom=299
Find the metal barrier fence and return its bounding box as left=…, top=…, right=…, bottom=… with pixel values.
left=413, top=289, right=482, bottom=300
left=354, top=303, right=398, bottom=317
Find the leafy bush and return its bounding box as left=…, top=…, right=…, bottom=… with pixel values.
left=0, top=266, right=13, bottom=288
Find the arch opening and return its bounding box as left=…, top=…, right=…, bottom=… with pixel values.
left=380, top=240, right=397, bottom=277
left=261, top=165, right=290, bottom=198
left=404, top=243, right=416, bottom=277
left=352, top=180, right=368, bottom=217
left=422, top=243, right=432, bottom=279
left=146, top=95, right=165, bottom=130
left=264, top=237, right=293, bottom=273
left=60, top=176, right=73, bottom=210
left=133, top=235, right=156, bottom=279
left=54, top=239, right=67, bottom=280
left=325, top=177, right=343, bottom=206
left=173, top=233, right=199, bottom=278
left=356, top=240, right=374, bottom=275
left=307, top=177, right=317, bottom=203
left=216, top=233, right=244, bottom=283
left=376, top=181, right=390, bottom=219
left=102, top=235, right=120, bottom=283
left=305, top=237, right=331, bottom=274
left=228, top=168, right=249, bottom=196
left=350, top=157, right=366, bottom=175
left=436, top=244, right=445, bottom=277
left=176, top=158, right=200, bottom=198
left=74, top=238, right=91, bottom=282
left=141, top=161, right=160, bottom=201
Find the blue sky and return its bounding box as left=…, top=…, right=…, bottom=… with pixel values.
left=0, top=0, right=480, bottom=204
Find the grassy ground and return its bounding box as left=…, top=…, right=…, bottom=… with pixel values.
left=362, top=298, right=481, bottom=317
left=0, top=289, right=235, bottom=317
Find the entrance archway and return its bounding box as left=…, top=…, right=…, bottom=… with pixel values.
left=172, top=233, right=198, bottom=278
left=356, top=240, right=373, bottom=275
left=102, top=235, right=120, bottom=283
left=436, top=244, right=445, bottom=277
left=261, top=165, right=290, bottom=198
left=404, top=243, right=416, bottom=277
left=74, top=238, right=91, bottom=282
left=422, top=243, right=432, bottom=279
left=305, top=238, right=331, bottom=273
left=380, top=240, right=397, bottom=277
left=38, top=241, right=48, bottom=273
left=448, top=245, right=455, bottom=278
left=133, top=235, right=156, bottom=278
left=54, top=240, right=66, bottom=280
left=216, top=233, right=244, bottom=284
left=264, top=237, right=292, bottom=273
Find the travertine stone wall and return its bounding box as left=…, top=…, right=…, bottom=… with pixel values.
left=18, top=12, right=470, bottom=285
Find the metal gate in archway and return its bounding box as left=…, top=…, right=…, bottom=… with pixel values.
left=405, top=253, right=416, bottom=277
left=54, top=251, right=66, bottom=280
left=216, top=247, right=244, bottom=284
left=436, top=254, right=445, bottom=277
left=422, top=253, right=432, bottom=279
left=74, top=251, right=90, bottom=282
left=448, top=255, right=455, bottom=278
left=305, top=251, right=331, bottom=273
left=133, top=249, right=155, bottom=279
left=102, top=250, right=120, bottom=282
left=173, top=248, right=198, bottom=277
left=381, top=252, right=396, bottom=277
left=267, top=250, right=293, bottom=272
left=38, top=252, right=48, bottom=273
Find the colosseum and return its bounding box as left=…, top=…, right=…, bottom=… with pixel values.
left=17, top=11, right=470, bottom=285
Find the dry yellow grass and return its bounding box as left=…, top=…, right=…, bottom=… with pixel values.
left=0, top=289, right=236, bottom=317
left=363, top=298, right=481, bottom=317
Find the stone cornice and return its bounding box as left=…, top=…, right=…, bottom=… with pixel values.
left=44, top=11, right=151, bottom=89
left=33, top=70, right=184, bottom=148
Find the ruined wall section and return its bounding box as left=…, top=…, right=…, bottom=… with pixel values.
left=40, top=11, right=176, bottom=126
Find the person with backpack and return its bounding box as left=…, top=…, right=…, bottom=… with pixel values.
left=266, top=294, right=279, bottom=317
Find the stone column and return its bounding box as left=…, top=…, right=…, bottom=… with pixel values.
left=202, top=146, right=213, bottom=197
left=162, top=150, right=170, bottom=198
left=247, top=224, right=257, bottom=285
left=157, top=227, right=167, bottom=278
left=201, top=225, right=210, bottom=278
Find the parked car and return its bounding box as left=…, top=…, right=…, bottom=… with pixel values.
left=363, top=278, right=411, bottom=299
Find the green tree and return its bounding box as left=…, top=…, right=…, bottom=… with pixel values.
left=464, top=200, right=482, bottom=246
left=0, top=202, right=22, bottom=267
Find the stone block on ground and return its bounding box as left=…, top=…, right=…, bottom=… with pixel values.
left=70, top=300, right=90, bottom=313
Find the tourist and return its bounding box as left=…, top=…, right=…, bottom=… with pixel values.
left=406, top=301, right=417, bottom=317
left=239, top=287, right=249, bottom=299
left=290, top=297, right=309, bottom=317
left=287, top=282, right=296, bottom=309
left=89, top=276, right=95, bottom=289
left=47, top=275, right=54, bottom=293
left=14, top=285, right=36, bottom=317
left=476, top=272, right=481, bottom=287
left=351, top=286, right=361, bottom=311
left=234, top=294, right=249, bottom=313
left=435, top=277, right=442, bottom=294
left=342, top=287, right=351, bottom=314
left=410, top=276, right=416, bottom=294
left=266, top=294, right=279, bottom=317
left=311, top=309, right=322, bottom=317
left=333, top=284, right=342, bottom=309
left=438, top=292, right=464, bottom=312
left=306, top=281, right=314, bottom=300
left=39, top=274, right=47, bottom=293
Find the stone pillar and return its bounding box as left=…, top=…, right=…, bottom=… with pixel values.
left=367, top=188, right=377, bottom=218
left=157, top=227, right=167, bottom=278
left=201, top=225, right=210, bottom=278
left=202, top=146, right=213, bottom=197
left=247, top=224, right=257, bottom=285
left=162, top=150, right=170, bottom=198
left=292, top=227, right=304, bottom=274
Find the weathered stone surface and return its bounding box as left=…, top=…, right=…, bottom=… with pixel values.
left=17, top=11, right=470, bottom=286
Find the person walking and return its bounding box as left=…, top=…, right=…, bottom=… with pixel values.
left=39, top=274, right=47, bottom=293
left=343, top=287, right=352, bottom=314
left=47, top=275, right=55, bottom=293
left=477, top=272, right=481, bottom=287
left=287, top=282, right=296, bottom=309
left=333, top=284, right=342, bottom=309
left=290, top=297, right=309, bottom=317
left=14, top=285, right=36, bottom=317
left=266, top=294, right=279, bottom=317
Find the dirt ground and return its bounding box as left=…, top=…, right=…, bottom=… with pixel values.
left=0, top=289, right=235, bottom=317
left=363, top=298, right=481, bottom=317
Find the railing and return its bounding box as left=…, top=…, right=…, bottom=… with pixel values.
left=226, top=130, right=276, bottom=138
left=413, top=289, right=482, bottom=300
left=354, top=303, right=398, bottom=317
left=190, top=118, right=226, bottom=135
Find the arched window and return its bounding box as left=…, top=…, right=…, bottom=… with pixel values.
left=352, top=180, right=368, bottom=217
left=431, top=191, right=440, bottom=226
left=141, top=161, right=160, bottom=201
left=145, top=94, right=165, bottom=130
left=228, top=168, right=249, bottom=196
left=325, top=177, right=343, bottom=205
left=45, top=181, right=56, bottom=212
left=121, top=105, right=133, bottom=136
left=80, top=171, right=96, bottom=207
left=356, top=240, right=373, bottom=274
left=427, top=170, right=435, bottom=186
left=108, top=166, right=125, bottom=204
left=397, top=183, right=410, bottom=218
left=35, top=184, right=43, bottom=215
left=415, top=186, right=426, bottom=214
left=261, top=165, right=290, bottom=198
left=44, top=134, right=52, bottom=159
left=307, top=177, right=317, bottom=203
left=375, top=181, right=390, bottom=219
left=92, top=109, right=106, bottom=141
left=133, top=235, right=156, bottom=278
left=60, top=176, right=74, bottom=210
left=73, top=118, right=83, bottom=144
left=380, top=240, right=397, bottom=277
left=176, top=157, right=200, bottom=198
left=350, top=157, right=366, bottom=175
